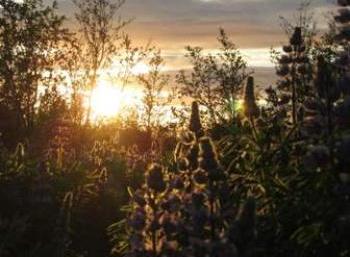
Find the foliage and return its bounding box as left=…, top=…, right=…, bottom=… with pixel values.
left=176, top=28, right=250, bottom=124
left=0, top=1, right=350, bottom=257
left=0, top=0, right=70, bottom=146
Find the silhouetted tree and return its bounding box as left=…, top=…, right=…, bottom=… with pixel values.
left=73, top=0, right=128, bottom=125
left=177, top=28, right=250, bottom=124
left=138, top=51, right=170, bottom=134
left=0, top=0, right=69, bottom=146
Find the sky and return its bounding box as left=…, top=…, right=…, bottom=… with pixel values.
left=52, top=0, right=335, bottom=84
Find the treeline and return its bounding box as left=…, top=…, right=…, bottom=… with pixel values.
left=0, top=0, right=350, bottom=257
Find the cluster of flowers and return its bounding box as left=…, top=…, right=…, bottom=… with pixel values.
left=125, top=102, right=256, bottom=257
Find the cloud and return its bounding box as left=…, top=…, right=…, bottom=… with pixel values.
left=49, top=0, right=334, bottom=70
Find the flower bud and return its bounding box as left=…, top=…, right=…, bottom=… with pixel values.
left=290, top=27, right=303, bottom=46
left=243, top=77, right=260, bottom=118
left=189, top=101, right=204, bottom=139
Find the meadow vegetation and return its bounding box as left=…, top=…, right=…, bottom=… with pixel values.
left=0, top=0, right=350, bottom=257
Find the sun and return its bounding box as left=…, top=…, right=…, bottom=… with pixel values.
left=90, top=82, right=122, bottom=119
left=88, top=79, right=144, bottom=121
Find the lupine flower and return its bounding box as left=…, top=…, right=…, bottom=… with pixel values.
left=277, top=65, right=290, bottom=77
left=279, top=55, right=292, bottom=64
left=198, top=138, right=219, bottom=171
left=290, top=27, right=303, bottom=46
left=133, top=190, right=146, bottom=207
left=171, top=176, right=184, bottom=190
left=335, top=8, right=350, bottom=23
left=146, top=164, right=166, bottom=193
left=283, top=45, right=293, bottom=53
left=193, top=169, right=208, bottom=185
left=189, top=101, right=204, bottom=139
left=337, top=25, right=350, bottom=41
left=297, top=64, right=308, bottom=75
left=243, top=76, right=260, bottom=119
left=167, top=195, right=181, bottom=212
left=130, top=233, right=144, bottom=251
left=177, top=158, right=189, bottom=172
left=338, top=0, right=350, bottom=6
left=160, top=214, right=178, bottom=235
left=187, top=144, right=199, bottom=170
left=129, top=209, right=146, bottom=231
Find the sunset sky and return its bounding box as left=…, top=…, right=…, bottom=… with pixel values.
left=52, top=0, right=334, bottom=84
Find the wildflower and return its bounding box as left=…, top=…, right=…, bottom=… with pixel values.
left=177, top=158, right=189, bottom=172
left=337, top=25, right=350, bottom=41
left=189, top=101, right=204, bottom=139
left=133, top=190, right=146, bottom=207
left=160, top=214, right=178, bottom=235
left=130, top=233, right=144, bottom=251
left=296, top=56, right=309, bottom=64
left=171, top=176, right=184, bottom=190
left=277, top=80, right=290, bottom=91
left=179, top=131, right=196, bottom=146
left=167, top=195, right=181, bottom=212
left=198, top=138, right=220, bottom=171
left=149, top=219, right=161, bottom=232
left=187, top=144, right=199, bottom=170
left=338, top=0, right=350, bottom=7
left=193, top=169, right=208, bottom=185
left=297, top=64, right=308, bottom=75
left=243, top=77, right=260, bottom=119
left=283, top=45, right=293, bottom=53
left=129, top=209, right=146, bottom=231
left=278, top=55, right=292, bottom=65
left=277, top=65, right=290, bottom=77
left=146, top=164, right=166, bottom=193
left=334, top=51, right=350, bottom=67
left=290, top=27, right=303, bottom=46
left=279, top=94, right=290, bottom=105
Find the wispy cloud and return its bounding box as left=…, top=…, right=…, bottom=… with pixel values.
left=50, top=0, right=334, bottom=69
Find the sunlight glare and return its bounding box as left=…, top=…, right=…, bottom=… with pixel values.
left=90, top=83, right=122, bottom=119
left=132, top=62, right=150, bottom=75
left=87, top=78, right=145, bottom=121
